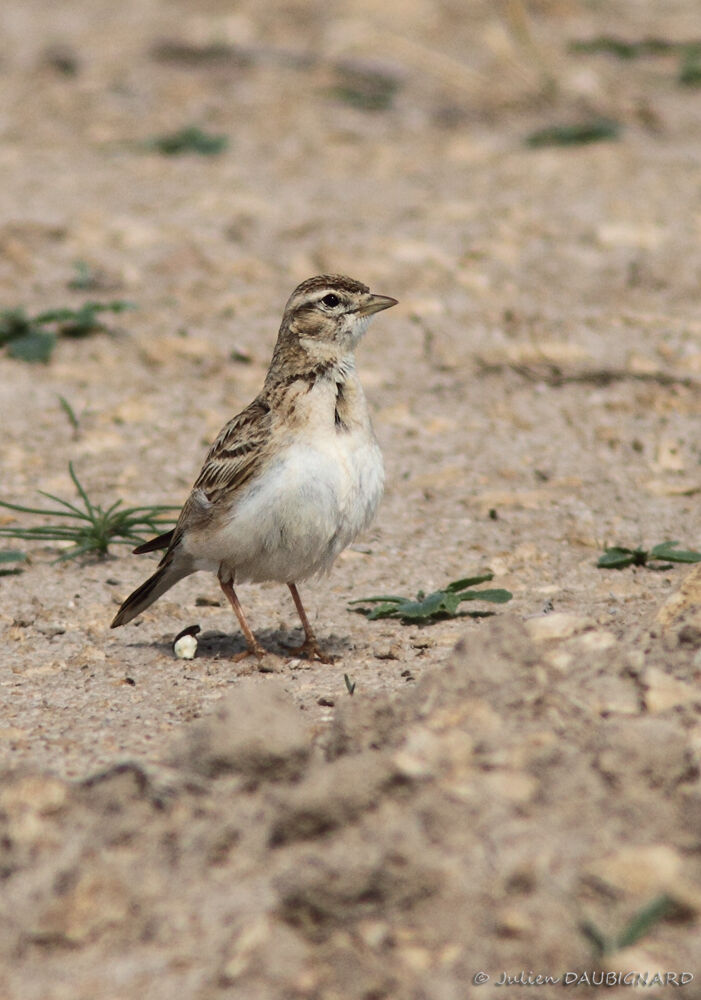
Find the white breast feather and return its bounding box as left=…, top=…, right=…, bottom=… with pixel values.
left=185, top=381, right=384, bottom=584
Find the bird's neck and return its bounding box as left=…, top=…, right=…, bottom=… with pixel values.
left=264, top=345, right=355, bottom=394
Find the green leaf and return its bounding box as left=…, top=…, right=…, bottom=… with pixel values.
left=57, top=394, right=80, bottom=432
left=7, top=330, right=57, bottom=363
left=569, top=37, right=679, bottom=60
left=679, top=45, right=701, bottom=86
left=151, top=126, right=228, bottom=156
left=616, top=895, right=675, bottom=950
left=0, top=308, right=32, bottom=344
left=365, top=603, right=406, bottom=620
left=397, top=590, right=455, bottom=619
left=459, top=588, right=513, bottom=604
left=0, top=550, right=26, bottom=563
left=0, top=549, right=27, bottom=575
left=649, top=541, right=701, bottom=563
left=348, top=595, right=406, bottom=605
left=526, top=118, right=621, bottom=148
left=445, top=572, right=494, bottom=592
left=597, top=547, right=638, bottom=568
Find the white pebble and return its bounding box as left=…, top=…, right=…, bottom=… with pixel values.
left=174, top=634, right=198, bottom=660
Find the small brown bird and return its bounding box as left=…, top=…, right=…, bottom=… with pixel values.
left=111, top=274, right=397, bottom=662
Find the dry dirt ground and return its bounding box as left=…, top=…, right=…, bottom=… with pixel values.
left=1, top=1, right=701, bottom=997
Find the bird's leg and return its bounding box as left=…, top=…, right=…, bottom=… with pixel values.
left=286, top=582, right=334, bottom=663
left=219, top=575, right=266, bottom=660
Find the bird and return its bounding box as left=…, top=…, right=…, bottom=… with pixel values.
left=111, top=274, right=397, bottom=663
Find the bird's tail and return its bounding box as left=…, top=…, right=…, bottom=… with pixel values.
left=110, top=561, right=190, bottom=628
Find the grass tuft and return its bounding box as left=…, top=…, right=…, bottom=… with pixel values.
left=0, top=464, right=178, bottom=561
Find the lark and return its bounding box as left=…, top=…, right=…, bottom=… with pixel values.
left=111, top=274, right=397, bottom=662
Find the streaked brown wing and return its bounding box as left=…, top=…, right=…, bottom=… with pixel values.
left=193, top=397, right=272, bottom=504
left=156, top=397, right=273, bottom=563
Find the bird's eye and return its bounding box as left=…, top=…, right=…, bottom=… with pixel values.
left=321, top=293, right=340, bottom=308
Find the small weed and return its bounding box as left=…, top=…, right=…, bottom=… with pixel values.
left=57, top=395, right=81, bottom=436
left=570, top=34, right=701, bottom=88
left=0, top=301, right=135, bottom=363
left=328, top=63, right=400, bottom=111
left=569, top=37, right=682, bottom=59
left=679, top=45, right=701, bottom=85
left=581, top=894, right=677, bottom=956
left=0, top=550, right=27, bottom=576
left=68, top=260, right=100, bottom=290
left=344, top=673, right=356, bottom=696
left=0, top=463, right=178, bottom=561
left=526, top=118, right=621, bottom=148
left=149, top=126, right=228, bottom=156
left=350, top=573, right=512, bottom=624
left=67, top=260, right=113, bottom=292
left=598, top=541, right=701, bottom=570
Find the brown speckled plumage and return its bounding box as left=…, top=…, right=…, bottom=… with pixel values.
left=111, top=274, right=397, bottom=662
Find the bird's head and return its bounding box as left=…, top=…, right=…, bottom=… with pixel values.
left=278, top=274, right=397, bottom=362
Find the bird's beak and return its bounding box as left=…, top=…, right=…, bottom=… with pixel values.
left=358, top=293, right=398, bottom=317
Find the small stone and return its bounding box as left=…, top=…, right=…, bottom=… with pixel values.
left=495, top=905, right=530, bottom=937
left=587, top=844, right=682, bottom=896
left=258, top=653, right=284, bottom=673
left=373, top=643, right=401, bottom=660
left=586, top=675, right=640, bottom=716
left=398, top=944, right=433, bottom=972
left=641, top=667, right=699, bottom=713
left=576, top=630, right=617, bottom=652
left=220, top=916, right=270, bottom=982
left=31, top=871, right=132, bottom=945
left=481, top=770, right=537, bottom=804
left=653, top=563, right=701, bottom=634
left=173, top=624, right=200, bottom=659
left=174, top=634, right=198, bottom=660
left=36, top=621, right=66, bottom=638
left=525, top=613, right=589, bottom=642
left=357, top=919, right=390, bottom=949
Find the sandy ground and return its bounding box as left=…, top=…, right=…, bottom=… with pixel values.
left=0, top=1, right=700, bottom=997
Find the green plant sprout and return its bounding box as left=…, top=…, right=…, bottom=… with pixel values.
left=350, top=573, right=512, bottom=623
left=57, top=395, right=81, bottom=436
left=597, top=541, right=701, bottom=569
left=581, top=894, right=677, bottom=956
left=526, top=118, right=621, bottom=148
left=0, top=550, right=27, bottom=576
left=679, top=45, right=701, bottom=85
left=0, top=463, right=178, bottom=561
left=0, top=300, right=135, bottom=363
left=148, top=125, right=228, bottom=156
left=68, top=261, right=102, bottom=290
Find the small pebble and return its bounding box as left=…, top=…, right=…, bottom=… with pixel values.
left=174, top=634, right=198, bottom=660
left=173, top=624, right=201, bottom=660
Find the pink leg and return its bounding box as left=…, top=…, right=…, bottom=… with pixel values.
left=219, top=576, right=266, bottom=660
left=287, top=583, right=334, bottom=663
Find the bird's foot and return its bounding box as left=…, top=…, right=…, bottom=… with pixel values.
left=233, top=641, right=268, bottom=663
left=284, top=637, right=334, bottom=664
